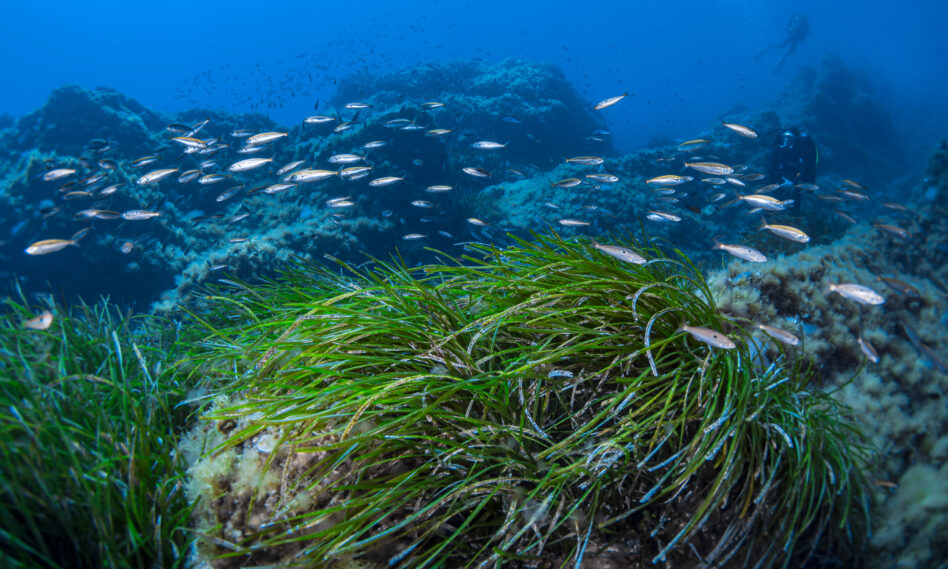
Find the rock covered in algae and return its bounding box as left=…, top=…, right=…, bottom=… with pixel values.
left=180, top=235, right=870, bottom=568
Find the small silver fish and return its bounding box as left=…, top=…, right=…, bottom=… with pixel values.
left=286, top=169, right=337, bottom=183
left=462, top=167, right=490, bottom=178
left=647, top=175, right=692, bottom=186
left=262, top=183, right=297, bottom=194
left=303, top=116, right=336, bottom=124
left=680, top=324, right=736, bottom=349
left=685, top=162, right=733, bottom=176
left=216, top=185, right=244, bottom=202
left=592, top=242, right=646, bottom=265
left=585, top=173, right=619, bottom=183
left=236, top=145, right=267, bottom=154
left=328, top=154, right=364, bottom=164
left=198, top=173, right=227, bottom=185
left=228, top=158, right=272, bottom=172
left=827, top=283, right=885, bottom=305
left=872, top=222, right=910, bottom=239
left=721, top=122, right=758, bottom=138
left=593, top=93, right=627, bottom=110
left=246, top=132, right=288, bottom=145
left=276, top=160, right=306, bottom=176
left=759, top=219, right=809, bottom=243
left=368, top=176, right=404, bottom=187
left=42, top=168, right=76, bottom=182
left=755, top=323, right=800, bottom=346
left=471, top=140, right=507, bottom=150
left=713, top=242, right=767, bottom=263
left=178, top=169, right=202, bottom=183
left=565, top=156, right=604, bottom=166
left=136, top=168, right=178, bottom=185
left=122, top=210, right=161, bottom=221
left=857, top=336, right=879, bottom=363
left=551, top=178, right=583, bottom=188
left=25, top=239, right=77, bottom=255
left=646, top=210, right=681, bottom=222
left=23, top=310, right=54, bottom=330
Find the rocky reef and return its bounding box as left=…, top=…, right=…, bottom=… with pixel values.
left=0, top=59, right=612, bottom=311
left=705, top=143, right=948, bottom=567
left=770, top=55, right=909, bottom=187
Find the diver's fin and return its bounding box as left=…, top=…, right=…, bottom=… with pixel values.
left=753, top=45, right=771, bottom=63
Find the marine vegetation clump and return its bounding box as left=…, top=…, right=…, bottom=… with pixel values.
left=183, top=232, right=871, bottom=568
left=0, top=292, right=195, bottom=569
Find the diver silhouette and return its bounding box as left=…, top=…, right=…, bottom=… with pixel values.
left=755, top=13, right=809, bottom=73
left=768, top=127, right=818, bottom=213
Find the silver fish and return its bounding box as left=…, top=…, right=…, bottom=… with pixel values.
left=42, top=168, right=76, bottom=182
left=246, top=132, right=288, bottom=145
left=303, top=115, right=336, bottom=124
left=713, top=242, right=767, bottom=263
left=593, top=93, right=628, bottom=110
left=721, top=122, right=758, bottom=138
left=585, top=173, right=619, bottom=183
left=276, top=160, right=306, bottom=176
left=685, top=162, right=734, bottom=176
left=759, top=219, right=809, bottom=243
left=121, top=210, right=161, bottom=221
left=328, top=154, right=364, bottom=164
left=592, top=242, right=646, bottom=265
left=24, top=239, right=77, bottom=255
left=263, top=183, right=297, bottom=194
left=286, top=169, right=337, bottom=183
left=755, top=323, right=800, bottom=346
left=646, top=210, right=681, bottom=222
left=680, top=324, right=736, bottom=349
left=228, top=158, right=272, bottom=172
left=857, top=336, right=879, bottom=363
left=827, top=283, right=885, bottom=305
left=471, top=140, right=507, bottom=150
left=565, top=156, right=604, bottom=166
left=368, top=176, right=404, bottom=187
left=136, top=168, right=178, bottom=185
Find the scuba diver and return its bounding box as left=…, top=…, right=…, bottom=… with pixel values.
left=755, top=13, right=809, bottom=72
left=767, top=127, right=819, bottom=212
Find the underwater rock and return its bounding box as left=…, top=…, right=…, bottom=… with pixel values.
left=4, top=85, right=167, bottom=158
left=706, top=147, right=948, bottom=567
left=330, top=58, right=612, bottom=166
left=776, top=56, right=907, bottom=185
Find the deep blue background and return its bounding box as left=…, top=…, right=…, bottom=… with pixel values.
left=2, top=0, right=946, bottom=161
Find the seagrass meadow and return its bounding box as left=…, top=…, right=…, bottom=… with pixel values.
left=169, top=232, right=872, bottom=568
left=0, top=292, right=196, bottom=568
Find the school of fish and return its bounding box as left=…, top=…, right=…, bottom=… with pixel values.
left=20, top=88, right=937, bottom=371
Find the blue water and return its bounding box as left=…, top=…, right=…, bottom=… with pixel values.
left=2, top=0, right=946, bottom=155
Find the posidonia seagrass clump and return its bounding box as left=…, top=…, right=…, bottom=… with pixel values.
left=182, top=232, right=871, bottom=569
left=0, top=291, right=196, bottom=569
